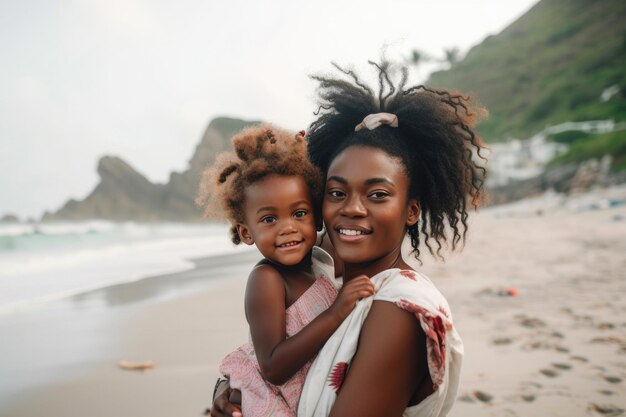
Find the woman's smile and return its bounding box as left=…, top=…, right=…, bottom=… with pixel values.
left=335, top=225, right=372, bottom=241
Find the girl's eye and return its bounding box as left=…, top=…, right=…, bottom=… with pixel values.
left=293, top=210, right=308, bottom=218
left=260, top=216, right=277, bottom=224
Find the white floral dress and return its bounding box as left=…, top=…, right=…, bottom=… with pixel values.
left=297, top=268, right=463, bottom=417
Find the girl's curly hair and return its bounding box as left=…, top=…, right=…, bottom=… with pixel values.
left=197, top=124, right=323, bottom=244
left=308, top=61, right=489, bottom=261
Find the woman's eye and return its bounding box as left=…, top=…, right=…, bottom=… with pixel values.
left=327, top=190, right=345, bottom=199
left=369, top=191, right=389, bottom=200
left=293, top=210, right=308, bottom=218
left=260, top=216, right=277, bottom=224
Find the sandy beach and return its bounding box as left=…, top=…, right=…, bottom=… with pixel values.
left=2, top=187, right=626, bottom=417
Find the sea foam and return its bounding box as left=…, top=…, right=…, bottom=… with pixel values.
left=0, top=221, right=243, bottom=315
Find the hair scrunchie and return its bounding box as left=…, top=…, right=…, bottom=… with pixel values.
left=354, top=113, right=398, bottom=132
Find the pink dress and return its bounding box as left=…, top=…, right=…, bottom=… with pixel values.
left=220, top=247, right=338, bottom=417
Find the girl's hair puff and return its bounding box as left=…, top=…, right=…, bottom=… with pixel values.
left=197, top=124, right=323, bottom=244
left=308, top=61, right=489, bottom=261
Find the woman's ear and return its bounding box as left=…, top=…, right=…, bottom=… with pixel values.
left=406, top=199, right=420, bottom=226
left=236, top=224, right=254, bottom=245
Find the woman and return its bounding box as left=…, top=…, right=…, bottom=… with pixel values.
left=212, top=60, right=487, bottom=416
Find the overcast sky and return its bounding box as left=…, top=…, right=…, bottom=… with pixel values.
left=0, top=0, right=539, bottom=219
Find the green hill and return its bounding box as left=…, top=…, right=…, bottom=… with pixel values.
left=427, top=0, right=626, bottom=142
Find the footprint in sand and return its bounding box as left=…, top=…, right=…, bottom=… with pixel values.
left=591, top=336, right=626, bottom=353
left=521, top=341, right=570, bottom=353
left=507, top=393, right=535, bottom=403
left=588, top=403, right=624, bottom=416
left=571, top=355, right=589, bottom=362
left=458, top=390, right=494, bottom=403
left=517, top=316, right=546, bottom=328
left=552, top=362, right=572, bottom=370
left=540, top=369, right=559, bottom=378
left=604, top=376, right=622, bottom=384
left=599, top=389, right=615, bottom=396
left=492, top=337, right=513, bottom=345
left=473, top=391, right=494, bottom=403
left=521, top=381, right=542, bottom=389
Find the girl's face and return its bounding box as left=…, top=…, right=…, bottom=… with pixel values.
left=237, top=175, right=317, bottom=266
left=323, top=146, right=419, bottom=273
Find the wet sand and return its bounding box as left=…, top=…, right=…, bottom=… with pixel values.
left=2, top=187, right=626, bottom=417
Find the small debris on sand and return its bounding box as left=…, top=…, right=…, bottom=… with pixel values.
left=118, top=360, right=155, bottom=371
left=473, top=390, right=494, bottom=403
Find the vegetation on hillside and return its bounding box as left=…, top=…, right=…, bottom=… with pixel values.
left=549, top=130, right=626, bottom=171
left=427, top=0, right=626, bottom=143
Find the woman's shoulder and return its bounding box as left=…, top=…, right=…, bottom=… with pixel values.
left=372, top=268, right=453, bottom=321
left=372, top=268, right=461, bottom=393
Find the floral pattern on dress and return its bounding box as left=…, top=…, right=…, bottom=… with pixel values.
left=396, top=297, right=453, bottom=390
left=328, top=361, right=349, bottom=392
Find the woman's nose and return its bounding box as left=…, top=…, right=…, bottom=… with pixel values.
left=341, top=194, right=367, bottom=217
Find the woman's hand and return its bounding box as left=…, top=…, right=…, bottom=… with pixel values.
left=209, top=379, right=242, bottom=417
left=329, top=275, right=375, bottom=321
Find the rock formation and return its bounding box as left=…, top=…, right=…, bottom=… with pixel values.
left=42, top=117, right=259, bottom=222
left=1, top=214, right=20, bottom=223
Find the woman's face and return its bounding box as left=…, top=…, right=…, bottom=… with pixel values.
left=322, top=146, right=419, bottom=273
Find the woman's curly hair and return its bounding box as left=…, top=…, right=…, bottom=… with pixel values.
left=308, top=61, right=489, bottom=261
left=197, top=124, right=323, bottom=244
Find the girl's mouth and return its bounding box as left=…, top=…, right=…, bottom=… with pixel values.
left=277, top=240, right=304, bottom=249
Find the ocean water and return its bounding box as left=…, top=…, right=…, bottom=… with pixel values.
left=0, top=221, right=242, bottom=316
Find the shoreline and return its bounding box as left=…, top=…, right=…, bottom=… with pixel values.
left=0, top=246, right=258, bottom=318
left=0, top=248, right=260, bottom=416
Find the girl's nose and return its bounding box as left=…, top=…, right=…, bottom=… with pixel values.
left=279, top=219, right=298, bottom=235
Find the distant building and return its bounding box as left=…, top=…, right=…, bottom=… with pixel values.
left=484, top=119, right=623, bottom=187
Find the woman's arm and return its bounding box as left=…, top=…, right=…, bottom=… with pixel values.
left=246, top=264, right=373, bottom=386
left=328, top=300, right=429, bottom=417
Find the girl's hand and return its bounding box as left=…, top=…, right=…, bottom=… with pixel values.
left=209, top=379, right=242, bottom=417
left=329, top=275, right=375, bottom=321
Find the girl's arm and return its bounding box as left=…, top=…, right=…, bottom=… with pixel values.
left=327, top=300, right=429, bottom=417
left=246, top=264, right=373, bottom=386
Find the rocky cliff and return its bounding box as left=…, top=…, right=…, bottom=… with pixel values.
left=43, top=117, right=259, bottom=222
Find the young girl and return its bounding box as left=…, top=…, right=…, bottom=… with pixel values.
left=212, top=61, right=487, bottom=417
left=197, top=125, right=375, bottom=417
